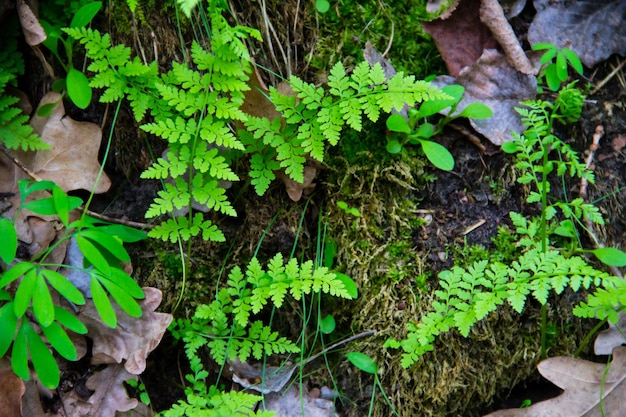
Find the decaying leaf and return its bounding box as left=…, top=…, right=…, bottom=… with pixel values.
left=484, top=346, right=626, bottom=417
left=421, top=0, right=498, bottom=77
left=61, top=364, right=139, bottom=417
left=0, top=358, right=25, bottom=417
left=528, top=0, right=626, bottom=68
left=26, top=92, right=111, bottom=193
left=595, top=312, right=626, bottom=355
left=431, top=49, right=537, bottom=145
left=260, top=385, right=335, bottom=417
left=17, top=0, right=46, bottom=46
left=78, top=287, right=172, bottom=375
left=277, top=165, right=317, bottom=202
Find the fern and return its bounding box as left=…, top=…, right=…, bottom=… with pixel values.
left=0, top=36, right=48, bottom=151
left=243, top=61, right=450, bottom=192
left=387, top=241, right=612, bottom=368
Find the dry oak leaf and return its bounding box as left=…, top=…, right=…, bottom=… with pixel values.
left=78, top=287, right=173, bottom=375
left=431, top=49, right=537, bottom=145
left=60, top=364, right=139, bottom=417
left=17, top=0, right=46, bottom=46
left=0, top=358, right=25, bottom=417
left=528, top=0, right=626, bottom=68
left=594, top=311, right=626, bottom=355
left=484, top=346, right=626, bottom=417
left=25, top=91, right=111, bottom=193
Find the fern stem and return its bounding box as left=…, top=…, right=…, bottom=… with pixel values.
left=574, top=318, right=608, bottom=357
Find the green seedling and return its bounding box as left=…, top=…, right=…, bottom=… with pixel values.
left=532, top=43, right=584, bottom=92
left=39, top=1, right=102, bottom=111
left=385, top=84, right=492, bottom=170
left=337, top=201, right=361, bottom=217
left=346, top=352, right=400, bottom=417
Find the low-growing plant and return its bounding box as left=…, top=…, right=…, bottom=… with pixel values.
left=532, top=42, right=584, bottom=92
left=0, top=180, right=146, bottom=388
left=163, top=253, right=355, bottom=416
left=386, top=79, right=626, bottom=368
left=385, top=84, right=493, bottom=170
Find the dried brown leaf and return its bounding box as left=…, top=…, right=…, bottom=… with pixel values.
left=484, top=346, right=626, bottom=417
left=422, top=0, right=498, bottom=77
left=78, top=287, right=172, bottom=375
left=528, top=0, right=626, bottom=68
left=26, top=92, right=111, bottom=193
left=431, top=49, right=537, bottom=145
left=17, top=0, right=46, bottom=46
left=0, top=358, right=25, bottom=417
left=594, top=312, right=626, bottom=355
left=261, top=385, right=335, bottom=417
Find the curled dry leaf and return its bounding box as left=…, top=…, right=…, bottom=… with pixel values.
left=431, top=49, right=537, bottom=145
left=17, top=0, right=46, bottom=46
left=528, top=0, right=626, bottom=68
left=594, top=312, right=626, bottom=355
left=78, top=287, right=173, bottom=375
left=484, top=346, right=626, bottom=417
left=26, top=92, right=111, bottom=193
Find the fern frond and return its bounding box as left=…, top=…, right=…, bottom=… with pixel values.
left=148, top=213, right=225, bottom=243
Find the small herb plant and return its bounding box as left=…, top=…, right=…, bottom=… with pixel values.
left=0, top=180, right=146, bottom=388
left=386, top=80, right=626, bottom=368
left=164, top=253, right=355, bottom=416
left=532, top=43, right=584, bottom=92
left=385, top=84, right=493, bottom=170
left=39, top=1, right=103, bottom=110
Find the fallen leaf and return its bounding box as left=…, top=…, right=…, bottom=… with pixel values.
left=595, top=312, right=626, bottom=355
left=484, top=346, right=626, bottom=417
left=528, top=0, right=626, bottom=68
left=260, top=385, right=335, bottom=417
left=25, top=92, right=111, bottom=193
left=277, top=165, right=317, bottom=202
left=17, top=0, right=46, bottom=46
left=431, top=49, right=537, bottom=145
left=61, top=364, right=139, bottom=417
left=78, top=287, right=173, bottom=375
left=0, top=358, right=25, bottom=417
left=421, top=0, right=498, bottom=77
left=612, top=135, right=626, bottom=153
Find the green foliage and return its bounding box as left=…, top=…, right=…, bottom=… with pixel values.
left=243, top=61, right=450, bottom=191
left=388, top=79, right=625, bottom=368
left=385, top=84, right=492, bottom=170
left=0, top=31, right=48, bottom=151
left=165, top=254, right=354, bottom=416
left=0, top=180, right=146, bottom=388
left=532, top=43, right=584, bottom=92
left=39, top=2, right=102, bottom=110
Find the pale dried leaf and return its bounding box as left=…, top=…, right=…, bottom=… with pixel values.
left=595, top=312, right=626, bottom=355
left=421, top=0, right=498, bottom=77
left=78, top=287, right=172, bottom=375
left=26, top=92, right=111, bottom=193
left=431, top=49, right=537, bottom=145
left=277, top=165, right=317, bottom=202
left=484, top=346, right=626, bottom=417
left=528, top=0, right=626, bottom=68
left=231, top=359, right=297, bottom=394
left=61, top=364, right=138, bottom=417
left=261, top=385, right=335, bottom=417
left=17, top=0, right=46, bottom=46
left=0, top=358, right=25, bottom=417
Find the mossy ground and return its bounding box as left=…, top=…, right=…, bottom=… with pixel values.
left=82, top=1, right=626, bottom=415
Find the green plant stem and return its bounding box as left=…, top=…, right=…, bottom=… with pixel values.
left=540, top=304, right=548, bottom=359
left=574, top=318, right=608, bottom=357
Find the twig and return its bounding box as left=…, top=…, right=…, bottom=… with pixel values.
left=590, top=57, right=626, bottom=96
left=299, top=329, right=377, bottom=367
left=0, top=144, right=153, bottom=230
left=579, top=125, right=622, bottom=278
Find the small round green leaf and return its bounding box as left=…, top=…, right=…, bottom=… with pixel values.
left=555, top=52, right=568, bottom=82
left=415, top=122, right=435, bottom=139
left=66, top=68, right=92, bottom=109
left=36, top=102, right=58, bottom=117
left=420, top=140, right=454, bottom=171
left=386, top=139, right=403, bottom=154
left=346, top=351, right=377, bottom=374
left=335, top=273, right=358, bottom=299
left=501, top=141, right=518, bottom=154
left=316, top=0, right=330, bottom=13
left=319, top=314, right=336, bottom=334
left=0, top=218, right=17, bottom=264
left=592, top=248, right=626, bottom=267
left=386, top=114, right=411, bottom=133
